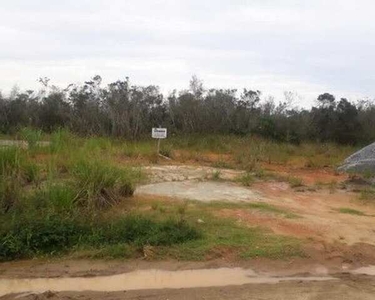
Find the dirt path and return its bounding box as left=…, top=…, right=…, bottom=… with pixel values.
left=138, top=164, right=375, bottom=246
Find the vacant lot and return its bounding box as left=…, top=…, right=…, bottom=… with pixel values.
left=1, top=130, right=375, bottom=298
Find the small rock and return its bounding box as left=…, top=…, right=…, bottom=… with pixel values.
left=197, top=219, right=204, bottom=224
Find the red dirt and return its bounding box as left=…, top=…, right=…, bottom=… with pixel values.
left=261, top=163, right=348, bottom=185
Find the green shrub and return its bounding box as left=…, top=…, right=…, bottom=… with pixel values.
left=0, top=215, right=201, bottom=261
left=0, top=216, right=89, bottom=260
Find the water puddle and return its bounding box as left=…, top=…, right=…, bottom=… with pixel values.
left=0, top=268, right=334, bottom=296
left=136, top=181, right=262, bottom=202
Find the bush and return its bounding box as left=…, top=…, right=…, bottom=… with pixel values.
left=0, top=216, right=89, bottom=260
left=0, top=214, right=201, bottom=261
left=70, top=159, right=137, bottom=208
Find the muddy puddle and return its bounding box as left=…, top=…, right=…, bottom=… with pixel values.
left=0, top=268, right=335, bottom=296
left=136, top=181, right=262, bottom=202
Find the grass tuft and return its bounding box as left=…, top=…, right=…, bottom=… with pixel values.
left=236, top=173, right=255, bottom=186
left=338, top=208, right=366, bottom=216
left=287, top=176, right=304, bottom=188
left=70, top=159, right=140, bottom=209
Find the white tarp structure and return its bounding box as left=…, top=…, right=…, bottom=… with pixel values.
left=338, top=142, right=375, bottom=173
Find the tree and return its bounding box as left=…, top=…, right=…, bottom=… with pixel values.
left=335, top=98, right=360, bottom=144
left=311, top=93, right=337, bottom=142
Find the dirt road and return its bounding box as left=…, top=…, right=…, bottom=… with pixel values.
left=0, top=263, right=375, bottom=299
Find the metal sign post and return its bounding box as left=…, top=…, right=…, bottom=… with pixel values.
left=152, top=128, right=167, bottom=156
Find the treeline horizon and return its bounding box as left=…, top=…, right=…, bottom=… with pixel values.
left=1, top=75, right=374, bottom=145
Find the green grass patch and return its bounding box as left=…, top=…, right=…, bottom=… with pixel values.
left=155, top=212, right=302, bottom=260
left=338, top=207, right=366, bottom=216
left=126, top=199, right=303, bottom=261
left=201, top=201, right=299, bottom=219
left=0, top=214, right=200, bottom=261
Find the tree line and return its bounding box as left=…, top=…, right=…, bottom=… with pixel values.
left=1, top=75, right=374, bottom=145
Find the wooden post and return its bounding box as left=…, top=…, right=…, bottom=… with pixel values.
left=157, top=138, right=161, bottom=155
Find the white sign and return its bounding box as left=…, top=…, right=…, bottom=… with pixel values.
left=152, top=128, right=167, bottom=139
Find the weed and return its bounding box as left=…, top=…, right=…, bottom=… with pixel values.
left=211, top=170, right=221, bottom=181
left=160, top=145, right=173, bottom=158
left=237, top=173, right=255, bottom=186
left=212, top=160, right=231, bottom=169
left=288, top=176, right=304, bottom=188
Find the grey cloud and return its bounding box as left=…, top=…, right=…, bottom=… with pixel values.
left=1, top=0, right=375, bottom=106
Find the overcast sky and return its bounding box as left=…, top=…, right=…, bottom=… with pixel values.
left=1, top=0, right=375, bottom=106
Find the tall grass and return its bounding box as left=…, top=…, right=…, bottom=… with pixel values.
left=49, top=128, right=75, bottom=153
left=70, top=159, right=140, bottom=209
left=0, top=147, right=39, bottom=213
left=19, top=127, right=42, bottom=151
